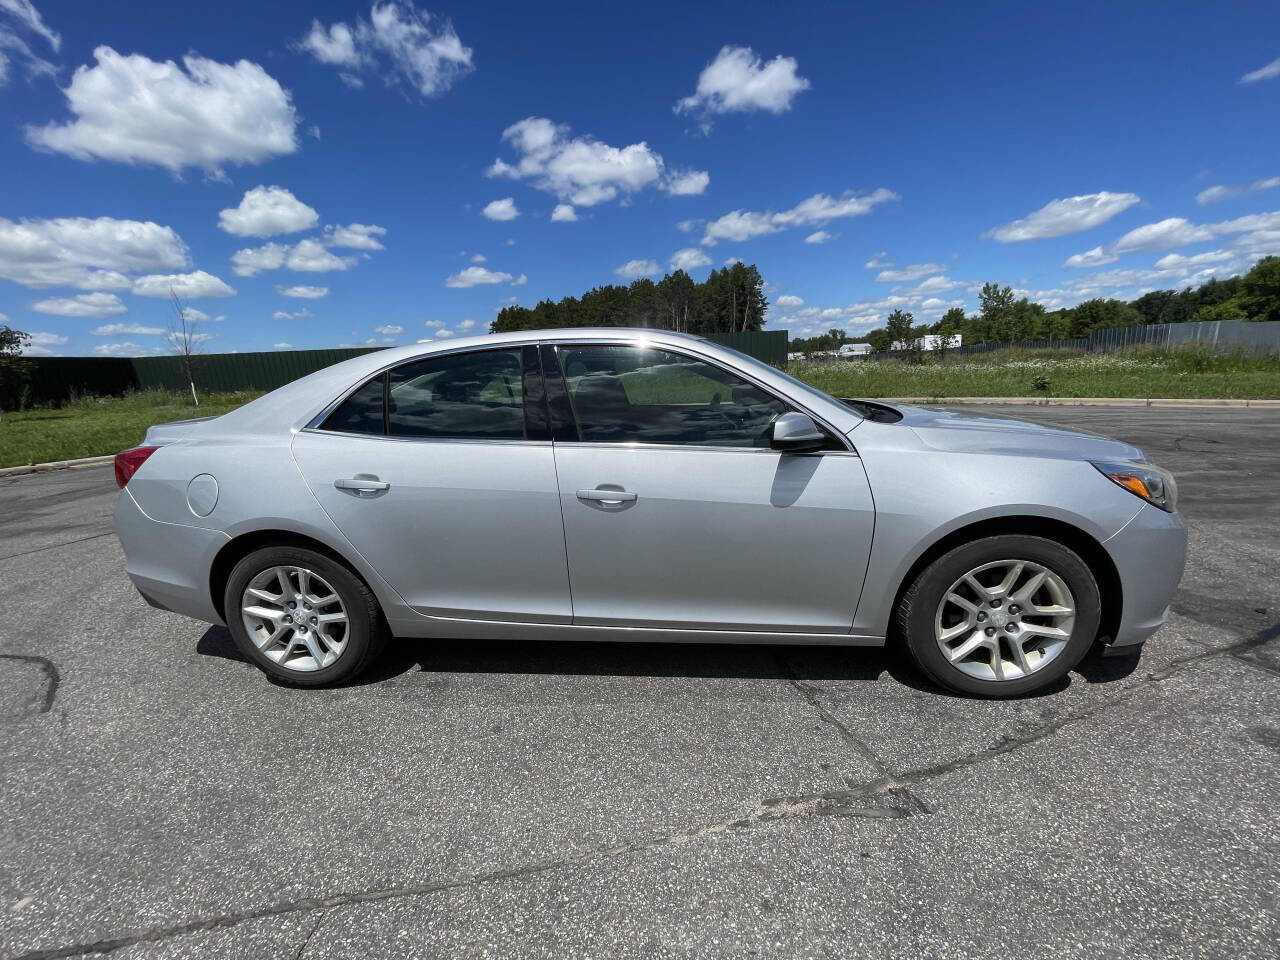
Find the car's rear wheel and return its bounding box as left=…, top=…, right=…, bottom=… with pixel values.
left=224, top=545, right=387, bottom=687
left=895, top=534, right=1101, bottom=698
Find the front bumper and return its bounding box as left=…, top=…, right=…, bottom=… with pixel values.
left=114, top=488, right=229, bottom=624
left=1102, top=502, right=1187, bottom=648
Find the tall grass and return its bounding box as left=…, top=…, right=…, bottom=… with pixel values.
left=791, top=346, right=1280, bottom=400
left=0, top=389, right=262, bottom=468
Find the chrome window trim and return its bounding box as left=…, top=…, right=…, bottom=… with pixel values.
left=549, top=440, right=859, bottom=457
left=548, top=338, right=855, bottom=454
left=297, top=427, right=551, bottom=447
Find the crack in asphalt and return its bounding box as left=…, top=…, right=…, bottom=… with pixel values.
left=293, top=912, right=326, bottom=960
left=0, top=654, right=59, bottom=715
left=775, top=653, right=893, bottom=780
left=10, top=622, right=1277, bottom=960
left=0, top=532, right=114, bottom=563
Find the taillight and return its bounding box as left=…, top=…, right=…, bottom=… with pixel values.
left=114, top=446, right=159, bottom=488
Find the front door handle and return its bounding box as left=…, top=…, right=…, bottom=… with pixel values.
left=335, top=476, right=390, bottom=496
left=576, top=488, right=637, bottom=505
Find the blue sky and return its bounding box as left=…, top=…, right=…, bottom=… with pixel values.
left=2, top=0, right=1278, bottom=357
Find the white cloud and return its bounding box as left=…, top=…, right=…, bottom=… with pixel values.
left=297, top=20, right=358, bottom=66
left=551, top=203, right=578, bottom=222
left=272, top=308, right=313, bottom=320
left=668, top=248, right=710, bottom=272
left=0, top=0, right=58, bottom=85
left=488, top=117, right=702, bottom=209
left=864, top=252, right=891, bottom=268
left=433, top=329, right=455, bottom=338
left=675, top=46, right=809, bottom=121
left=276, top=284, right=328, bottom=298
left=1196, top=176, right=1279, bottom=205
left=662, top=169, right=710, bottom=196
left=274, top=341, right=294, bottom=349
left=912, top=275, right=959, bottom=294
left=470, top=253, right=486, bottom=262
left=286, top=238, right=356, bottom=272
left=776, top=294, right=804, bottom=307
left=615, top=258, right=660, bottom=280
left=1112, top=217, right=1214, bottom=253
left=701, top=188, right=897, bottom=245
left=482, top=197, right=520, bottom=221
left=297, top=2, right=474, bottom=97
left=26, top=46, right=299, bottom=175
left=677, top=218, right=701, bottom=234
left=1153, top=249, right=1233, bottom=269
left=132, top=270, right=236, bottom=299
left=93, top=341, right=142, bottom=356
left=723, top=256, right=742, bottom=267
left=325, top=222, right=387, bottom=249
left=875, top=262, right=947, bottom=282
left=28, top=331, right=67, bottom=346
left=231, top=242, right=289, bottom=277
left=445, top=265, right=524, bottom=287
left=218, top=185, right=319, bottom=237
left=2, top=1, right=60, bottom=50
left=804, top=230, right=832, bottom=244
left=986, top=192, right=1140, bottom=242
left=457, top=318, right=475, bottom=331
left=1063, top=246, right=1118, bottom=268
left=374, top=324, right=403, bottom=335
left=0, top=215, right=187, bottom=289
left=1240, top=56, right=1280, bottom=84
left=32, top=291, right=126, bottom=317
left=91, top=322, right=164, bottom=336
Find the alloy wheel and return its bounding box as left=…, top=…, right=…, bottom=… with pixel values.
left=933, top=559, right=1076, bottom=682
left=240, top=566, right=349, bottom=672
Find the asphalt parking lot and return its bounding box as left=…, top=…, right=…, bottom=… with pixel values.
left=1, top=404, right=1277, bottom=959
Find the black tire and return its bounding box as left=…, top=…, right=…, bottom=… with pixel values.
left=895, top=534, right=1101, bottom=698
left=223, top=545, right=388, bottom=687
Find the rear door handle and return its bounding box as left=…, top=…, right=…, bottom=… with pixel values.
left=335, top=477, right=390, bottom=495
left=576, top=488, right=637, bottom=504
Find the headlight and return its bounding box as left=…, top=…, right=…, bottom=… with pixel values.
left=1090, top=460, right=1178, bottom=513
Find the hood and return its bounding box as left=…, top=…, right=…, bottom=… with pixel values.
left=892, top=403, right=1144, bottom=462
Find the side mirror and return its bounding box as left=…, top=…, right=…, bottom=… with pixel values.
left=771, top=412, right=826, bottom=453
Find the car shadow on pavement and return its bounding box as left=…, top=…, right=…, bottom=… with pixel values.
left=197, top=625, right=1139, bottom=695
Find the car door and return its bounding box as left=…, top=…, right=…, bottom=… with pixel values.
left=544, top=342, right=875, bottom=634
left=291, top=344, right=572, bottom=624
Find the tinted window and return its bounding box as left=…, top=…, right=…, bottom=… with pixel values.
left=558, top=345, right=788, bottom=447
left=389, top=349, right=526, bottom=439
left=321, top=375, right=385, bottom=435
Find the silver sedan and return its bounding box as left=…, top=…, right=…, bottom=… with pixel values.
left=113, top=329, right=1186, bottom=697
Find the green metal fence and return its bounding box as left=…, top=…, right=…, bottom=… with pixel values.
left=131, top=348, right=383, bottom=393
left=7, top=330, right=790, bottom=409
left=705, top=330, right=789, bottom=366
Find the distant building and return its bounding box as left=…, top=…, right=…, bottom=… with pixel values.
left=891, top=334, right=963, bottom=352
left=837, top=342, right=872, bottom=357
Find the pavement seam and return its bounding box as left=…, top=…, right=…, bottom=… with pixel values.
left=14, top=623, right=1273, bottom=960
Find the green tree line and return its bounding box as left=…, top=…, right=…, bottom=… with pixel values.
left=792, top=255, right=1280, bottom=354
left=491, top=262, right=767, bottom=335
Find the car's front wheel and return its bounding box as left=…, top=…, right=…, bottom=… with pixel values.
left=224, top=545, right=387, bottom=686
left=895, top=534, right=1101, bottom=697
